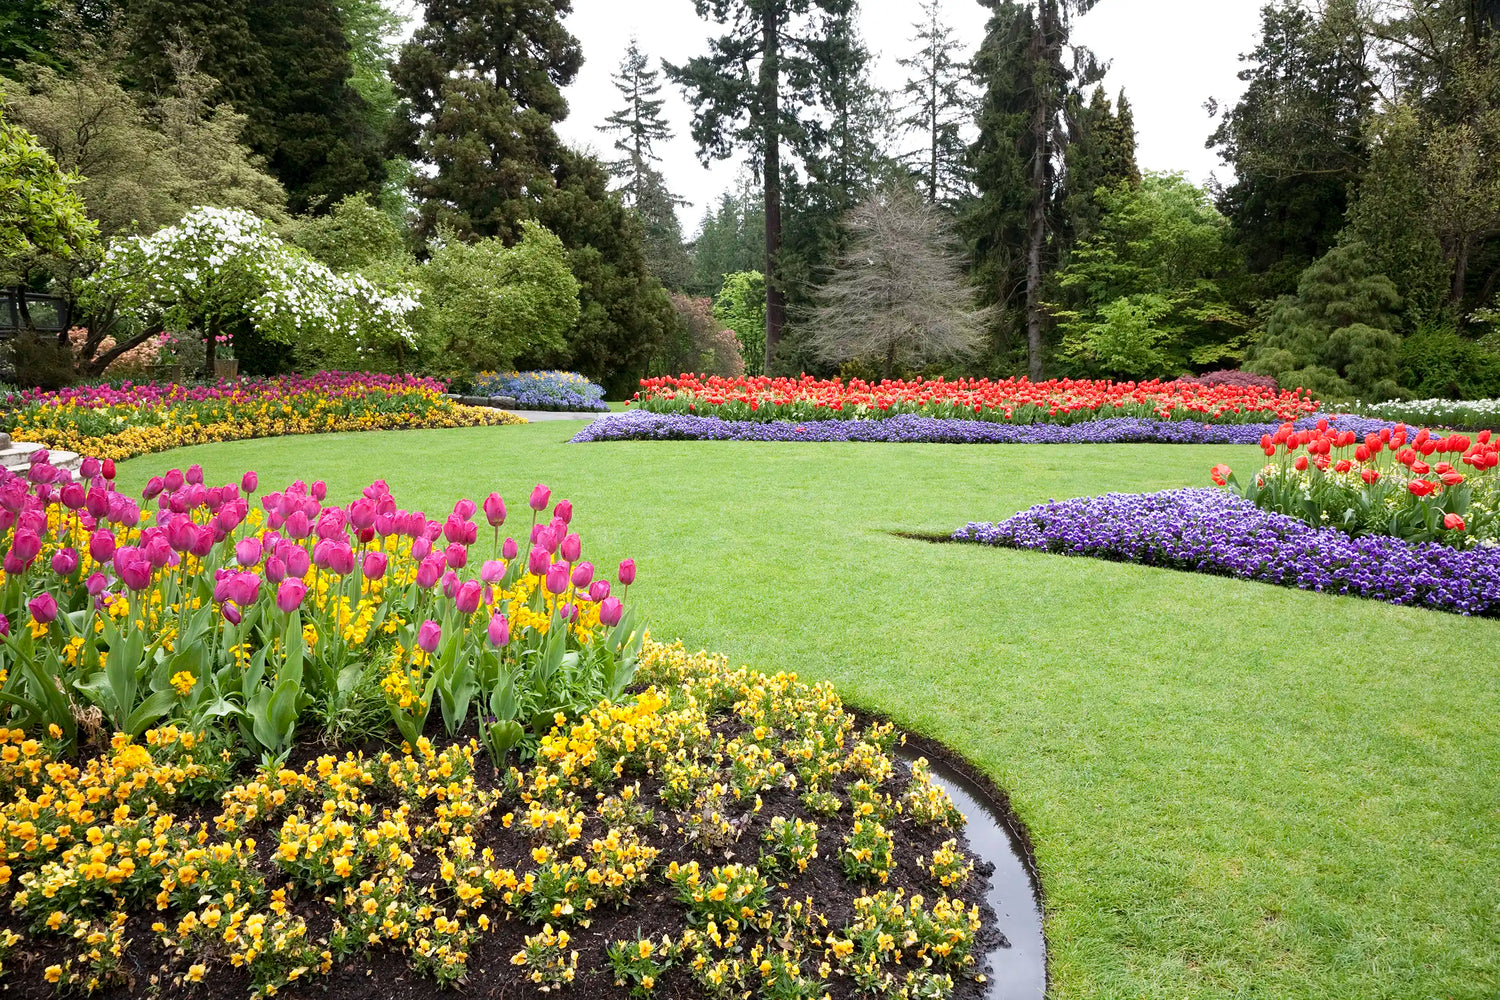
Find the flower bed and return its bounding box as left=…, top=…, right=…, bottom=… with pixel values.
left=573, top=410, right=1396, bottom=446
left=0, top=455, right=999, bottom=999
left=1346, top=397, right=1500, bottom=432
left=631, top=375, right=1317, bottom=425
left=954, top=489, right=1500, bottom=617
left=473, top=372, right=608, bottom=412
left=1212, top=422, right=1500, bottom=547
left=0, top=373, right=523, bottom=462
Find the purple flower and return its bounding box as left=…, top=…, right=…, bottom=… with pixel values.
left=27, top=593, right=59, bottom=624
left=952, top=488, right=1500, bottom=618
left=276, top=578, right=307, bottom=613
left=488, top=612, right=510, bottom=647
left=545, top=563, right=570, bottom=595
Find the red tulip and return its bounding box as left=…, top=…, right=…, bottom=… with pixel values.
left=1294, top=456, right=1309, bottom=471
left=1210, top=464, right=1231, bottom=487
left=1444, top=513, right=1466, bottom=531
left=1361, top=469, right=1381, bottom=485
left=1407, top=479, right=1437, bottom=498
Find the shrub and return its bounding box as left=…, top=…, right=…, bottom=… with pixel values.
left=1173, top=369, right=1281, bottom=391
left=661, top=295, right=745, bottom=378
left=1398, top=323, right=1500, bottom=401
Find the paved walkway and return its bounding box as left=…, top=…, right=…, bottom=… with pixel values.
left=508, top=410, right=609, bottom=422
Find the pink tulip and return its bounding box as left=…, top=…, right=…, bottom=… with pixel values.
left=560, top=603, right=578, bottom=623
left=502, top=537, right=519, bottom=560
left=618, top=558, right=637, bottom=587
left=528, top=545, right=551, bottom=576
left=588, top=580, right=610, bottom=602
left=223, top=602, right=243, bottom=626
left=27, top=593, right=58, bottom=624
left=0, top=614, right=8, bottom=637
left=164, top=469, right=184, bottom=493
left=276, top=579, right=307, bottom=613
left=483, top=493, right=507, bottom=527
left=235, top=537, right=263, bottom=566
left=60, top=482, right=85, bottom=510
left=444, top=542, right=469, bottom=569
left=554, top=499, right=573, bottom=524
left=362, top=551, right=388, bottom=580
left=481, top=559, right=505, bottom=584
left=86, top=572, right=107, bottom=596
left=599, top=597, right=624, bottom=627
left=186, top=464, right=204, bottom=486
left=9, top=530, right=41, bottom=567
left=545, top=563, right=570, bottom=595
left=349, top=498, right=376, bottom=531
left=455, top=580, right=483, bottom=615
left=487, top=613, right=510, bottom=647
left=528, top=484, right=551, bottom=512
left=51, top=548, right=79, bottom=576
left=571, top=562, right=593, bottom=589
left=241, top=471, right=258, bottom=494
left=312, top=481, right=327, bottom=502
left=453, top=498, right=477, bottom=521
left=113, top=547, right=153, bottom=591
left=90, top=530, right=116, bottom=564
left=284, top=511, right=311, bottom=539
left=416, top=555, right=444, bottom=589
left=285, top=546, right=311, bottom=578
left=265, top=555, right=287, bottom=584
left=80, top=457, right=101, bottom=479
left=417, top=619, right=441, bottom=654
left=411, top=536, right=433, bottom=561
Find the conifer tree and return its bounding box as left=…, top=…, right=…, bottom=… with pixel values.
left=898, top=0, right=974, bottom=205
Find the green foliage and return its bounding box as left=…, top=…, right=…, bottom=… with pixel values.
left=413, top=221, right=580, bottom=377
left=659, top=294, right=745, bottom=378
left=1055, top=173, right=1250, bottom=378
left=285, top=194, right=407, bottom=272
left=1062, top=87, right=1140, bottom=243
left=0, top=98, right=95, bottom=278
left=688, top=185, right=764, bottom=298
left=714, top=271, right=767, bottom=376
left=1247, top=242, right=1404, bottom=400
left=0, top=0, right=60, bottom=75
left=1208, top=0, right=1373, bottom=300
left=897, top=0, right=975, bottom=206
left=1398, top=322, right=1500, bottom=401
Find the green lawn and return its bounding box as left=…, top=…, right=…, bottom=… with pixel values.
left=118, top=423, right=1500, bottom=1000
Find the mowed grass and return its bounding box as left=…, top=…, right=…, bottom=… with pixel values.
left=119, top=422, right=1500, bottom=1000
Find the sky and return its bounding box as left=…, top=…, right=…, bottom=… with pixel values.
left=400, top=0, right=1271, bottom=232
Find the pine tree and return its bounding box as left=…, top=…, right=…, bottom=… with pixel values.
left=666, top=0, right=856, bottom=369
left=1062, top=86, right=1139, bottom=243
left=603, top=40, right=677, bottom=208
left=689, top=185, right=766, bottom=297
left=898, top=0, right=974, bottom=206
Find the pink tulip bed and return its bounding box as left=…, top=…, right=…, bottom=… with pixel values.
left=0, top=452, right=997, bottom=1000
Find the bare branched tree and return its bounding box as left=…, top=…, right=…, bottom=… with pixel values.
left=805, top=184, right=988, bottom=378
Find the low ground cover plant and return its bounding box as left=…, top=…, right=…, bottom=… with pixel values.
left=472, top=372, right=608, bottom=412
left=0, top=373, right=521, bottom=461
left=954, top=489, right=1500, bottom=617
left=1213, top=420, right=1499, bottom=546
left=1345, top=396, right=1500, bottom=431
left=631, top=374, right=1317, bottom=425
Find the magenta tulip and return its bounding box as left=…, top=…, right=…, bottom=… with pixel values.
left=599, top=597, right=624, bottom=627
left=545, top=563, right=570, bottom=595
left=51, top=548, right=79, bottom=576
left=113, top=548, right=153, bottom=591
left=481, top=559, right=505, bottom=584
left=186, top=464, right=204, bottom=486
left=0, top=614, right=8, bottom=637
left=528, top=484, right=551, bottom=512
left=9, top=530, right=41, bottom=567
left=455, top=580, right=483, bottom=615
left=588, top=580, right=610, bottom=602
left=223, top=602, right=243, bottom=626
left=27, top=593, right=59, bottom=624
left=618, top=558, right=636, bottom=587
left=502, top=537, right=519, bottom=560
left=417, top=619, right=441, bottom=654
left=362, top=551, right=388, bottom=580
left=416, top=555, right=444, bottom=589
left=554, top=499, right=573, bottom=524
left=89, top=530, right=116, bottom=564
left=487, top=613, right=510, bottom=647
left=241, top=470, right=258, bottom=494
left=444, top=542, right=468, bottom=569
left=285, top=546, right=311, bottom=578
left=483, top=493, right=507, bottom=527
left=453, top=498, right=477, bottom=521
left=86, top=572, right=107, bottom=597
left=164, top=469, right=184, bottom=493
left=276, top=578, right=307, bottom=613
left=235, top=537, right=263, bottom=567
left=411, top=536, right=433, bottom=561
left=264, top=555, right=287, bottom=584
left=527, top=545, right=550, bottom=576
left=312, top=481, right=327, bottom=502
left=571, top=562, right=594, bottom=589
left=559, top=532, right=581, bottom=564
left=80, top=457, right=101, bottom=479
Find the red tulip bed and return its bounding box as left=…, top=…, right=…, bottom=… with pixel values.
left=0, top=454, right=998, bottom=1000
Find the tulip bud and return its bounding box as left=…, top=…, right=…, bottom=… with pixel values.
left=618, top=558, right=636, bottom=587
left=276, top=579, right=307, bottom=613
left=483, top=493, right=507, bottom=527
left=502, top=537, right=519, bottom=560
left=363, top=551, right=388, bottom=580
left=599, top=597, right=624, bottom=627
left=545, top=563, right=569, bottom=595
left=417, top=619, right=442, bottom=654
left=455, top=580, right=483, bottom=615
left=481, top=559, right=506, bottom=584
left=528, top=484, right=551, bottom=512
left=241, top=470, right=258, bottom=494
left=554, top=499, right=573, bottom=524
left=487, top=613, right=510, bottom=647
left=27, top=593, right=59, bottom=624
left=223, top=602, right=243, bottom=626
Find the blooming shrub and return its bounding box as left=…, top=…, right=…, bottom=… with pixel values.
left=1215, top=420, right=1500, bottom=546
left=954, top=489, right=1500, bottom=617
left=1346, top=397, right=1500, bottom=431
left=472, top=371, right=608, bottom=411
left=0, top=372, right=521, bottom=461
left=632, top=374, right=1318, bottom=424
left=573, top=409, right=1396, bottom=446
left=1171, top=369, right=1281, bottom=391
left=0, top=639, right=992, bottom=999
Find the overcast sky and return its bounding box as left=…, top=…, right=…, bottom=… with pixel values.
left=401, top=1, right=1271, bottom=231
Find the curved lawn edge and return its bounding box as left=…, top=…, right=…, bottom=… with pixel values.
left=571, top=411, right=1399, bottom=445
left=953, top=488, right=1500, bottom=617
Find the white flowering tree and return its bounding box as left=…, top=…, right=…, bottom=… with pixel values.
left=81, top=206, right=418, bottom=377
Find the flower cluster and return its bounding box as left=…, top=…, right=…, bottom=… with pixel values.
left=1215, top=420, right=1500, bottom=546
left=1170, top=369, right=1281, bottom=391
left=0, top=455, right=640, bottom=762
left=575, top=409, right=1396, bottom=446
left=472, top=371, right=609, bottom=412
left=2, top=372, right=523, bottom=461
left=632, top=374, right=1318, bottom=424
left=0, top=641, right=996, bottom=999
left=1346, top=396, right=1500, bottom=432
left=955, top=488, right=1500, bottom=617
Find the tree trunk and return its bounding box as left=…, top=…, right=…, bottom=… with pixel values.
left=13, top=285, right=35, bottom=336
left=761, top=4, right=786, bottom=371
left=1451, top=233, right=1472, bottom=308
left=1024, top=43, right=1049, bottom=380
left=928, top=72, right=939, bottom=203
left=204, top=313, right=219, bottom=379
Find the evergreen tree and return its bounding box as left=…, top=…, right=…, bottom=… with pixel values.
left=389, top=0, right=580, bottom=242
left=0, top=0, right=62, bottom=74
left=602, top=39, right=690, bottom=289
left=666, top=0, right=856, bottom=369
left=897, top=0, right=974, bottom=206
left=1207, top=0, right=1374, bottom=299
left=689, top=185, right=766, bottom=297
left=1062, top=86, right=1139, bottom=244
left=967, top=0, right=1103, bottom=380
